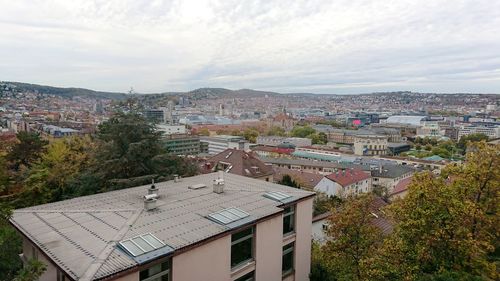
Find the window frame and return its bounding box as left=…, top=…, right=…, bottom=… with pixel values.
left=234, top=270, right=255, bottom=281
left=139, top=259, right=171, bottom=281
left=282, top=242, right=295, bottom=277
left=282, top=205, right=295, bottom=236
left=230, top=227, right=255, bottom=269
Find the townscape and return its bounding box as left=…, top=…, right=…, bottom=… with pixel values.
left=0, top=81, right=498, bottom=281
left=1, top=0, right=500, bottom=280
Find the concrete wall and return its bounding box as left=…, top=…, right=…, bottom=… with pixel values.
left=295, top=198, right=313, bottom=281
left=255, top=215, right=283, bottom=281
left=314, top=177, right=341, bottom=197
left=22, top=238, right=59, bottom=281
left=312, top=219, right=327, bottom=244
left=172, top=235, right=232, bottom=281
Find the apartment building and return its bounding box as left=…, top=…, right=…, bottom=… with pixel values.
left=256, top=136, right=312, bottom=148
left=163, top=134, right=201, bottom=155
left=371, top=164, right=415, bottom=193
left=314, top=168, right=372, bottom=197
left=261, top=157, right=366, bottom=176
left=10, top=173, right=314, bottom=281
left=457, top=125, right=500, bottom=140
left=353, top=135, right=388, bottom=156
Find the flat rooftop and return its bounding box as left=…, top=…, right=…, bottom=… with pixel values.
left=10, top=173, right=314, bottom=281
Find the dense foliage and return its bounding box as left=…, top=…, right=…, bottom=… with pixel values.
left=312, top=142, right=499, bottom=281
left=277, top=174, right=301, bottom=188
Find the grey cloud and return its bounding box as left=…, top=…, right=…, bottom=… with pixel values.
left=0, top=0, right=499, bottom=94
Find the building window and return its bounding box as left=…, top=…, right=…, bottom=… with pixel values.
left=140, top=260, right=170, bottom=281
left=57, top=270, right=66, bottom=281
left=282, top=242, right=294, bottom=277
left=234, top=271, right=255, bottom=281
left=283, top=206, right=295, bottom=235
left=231, top=227, right=254, bottom=269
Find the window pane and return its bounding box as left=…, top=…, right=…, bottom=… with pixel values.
left=132, top=237, right=155, bottom=252
left=283, top=214, right=294, bottom=234
left=121, top=240, right=144, bottom=256
left=140, top=260, right=170, bottom=281
left=231, top=228, right=253, bottom=268
left=282, top=243, right=294, bottom=276
left=232, top=227, right=253, bottom=242
left=142, top=234, right=165, bottom=249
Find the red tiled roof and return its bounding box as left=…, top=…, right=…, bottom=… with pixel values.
left=325, top=169, right=371, bottom=187
left=369, top=197, right=393, bottom=235
left=391, top=177, right=413, bottom=195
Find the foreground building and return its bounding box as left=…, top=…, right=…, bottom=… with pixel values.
left=10, top=173, right=314, bottom=281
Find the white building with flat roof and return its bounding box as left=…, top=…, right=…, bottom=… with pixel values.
left=201, top=135, right=250, bottom=155
left=458, top=125, right=500, bottom=140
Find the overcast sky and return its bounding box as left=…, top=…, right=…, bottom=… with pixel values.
left=1, top=0, right=500, bottom=94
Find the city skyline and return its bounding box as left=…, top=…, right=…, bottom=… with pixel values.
left=1, top=0, right=500, bottom=94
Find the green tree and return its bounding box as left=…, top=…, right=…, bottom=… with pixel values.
left=242, top=128, right=259, bottom=143
left=278, top=174, right=300, bottom=188
left=266, top=126, right=286, bottom=136
left=322, top=194, right=384, bottom=281
left=0, top=203, right=22, bottom=281
left=21, top=136, right=96, bottom=206
left=95, top=112, right=198, bottom=191
left=310, top=132, right=328, bottom=145
left=13, top=259, right=46, bottom=281
left=310, top=242, right=336, bottom=281
left=366, top=142, right=499, bottom=280
left=458, top=133, right=489, bottom=152
left=7, top=132, right=48, bottom=170
left=291, top=126, right=316, bottom=138
left=96, top=112, right=164, bottom=180
left=0, top=156, right=10, bottom=194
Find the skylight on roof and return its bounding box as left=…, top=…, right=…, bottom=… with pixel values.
left=263, top=191, right=292, bottom=202
left=207, top=207, right=249, bottom=225
left=119, top=233, right=165, bottom=257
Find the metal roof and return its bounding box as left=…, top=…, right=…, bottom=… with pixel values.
left=10, top=173, right=313, bottom=281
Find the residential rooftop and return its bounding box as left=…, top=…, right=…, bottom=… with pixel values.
left=325, top=169, right=371, bottom=187
left=204, top=149, right=274, bottom=178
left=10, top=173, right=314, bottom=281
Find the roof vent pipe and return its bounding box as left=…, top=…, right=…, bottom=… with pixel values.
left=144, top=198, right=157, bottom=211
left=174, top=174, right=181, bottom=182
left=148, top=179, right=159, bottom=195
left=213, top=171, right=225, bottom=194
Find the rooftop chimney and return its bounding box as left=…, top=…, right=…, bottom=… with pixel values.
left=213, top=171, right=225, bottom=194
left=144, top=197, right=157, bottom=211
left=173, top=174, right=181, bottom=182
left=148, top=179, right=159, bottom=195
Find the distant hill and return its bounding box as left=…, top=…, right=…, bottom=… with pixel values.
left=182, top=88, right=280, bottom=99
left=1, top=81, right=128, bottom=100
